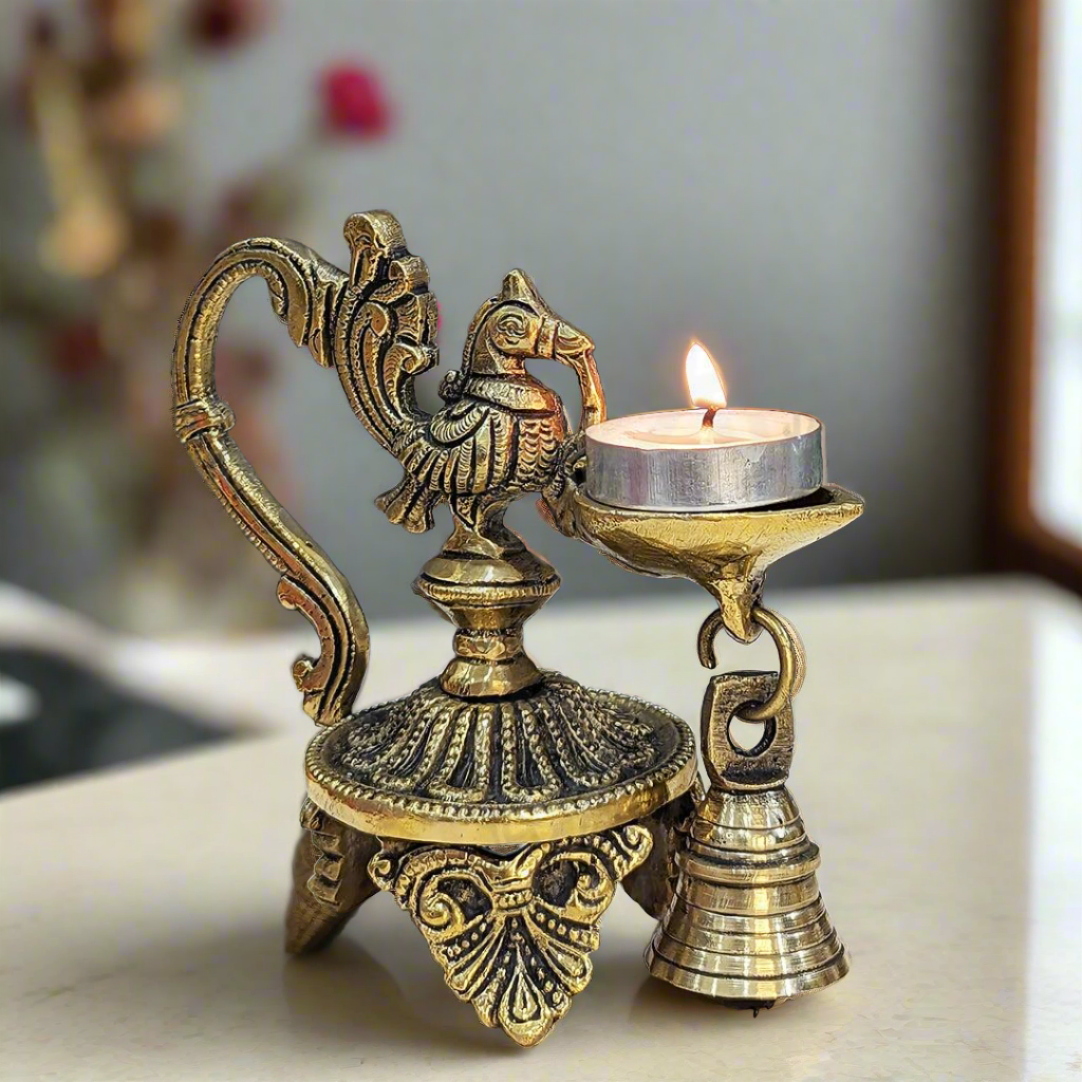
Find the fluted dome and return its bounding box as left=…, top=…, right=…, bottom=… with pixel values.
left=305, top=672, right=696, bottom=845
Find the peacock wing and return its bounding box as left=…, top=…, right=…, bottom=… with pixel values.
left=414, top=399, right=514, bottom=497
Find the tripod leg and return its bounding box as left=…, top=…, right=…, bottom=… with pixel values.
left=285, top=798, right=380, bottom=954
left=622, top=782, right=702, bottom=919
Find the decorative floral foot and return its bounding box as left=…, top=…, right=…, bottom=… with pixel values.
left=370, top=825, right=651, bottom=1046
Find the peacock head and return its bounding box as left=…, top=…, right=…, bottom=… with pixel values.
left=469, top=269, right=595, bottom=371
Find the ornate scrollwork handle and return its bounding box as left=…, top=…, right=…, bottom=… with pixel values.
left=172, top=236, right=367, bottom=726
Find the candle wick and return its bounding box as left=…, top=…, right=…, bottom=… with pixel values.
left=700, top=406, right=719, bottom=430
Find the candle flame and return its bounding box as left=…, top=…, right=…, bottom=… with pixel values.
left=685, top=342, right=727, bottom=410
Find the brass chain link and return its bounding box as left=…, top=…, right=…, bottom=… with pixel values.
left=697, top=603, right=806, bottom=722
left=739, top=607, right=806, bottom=721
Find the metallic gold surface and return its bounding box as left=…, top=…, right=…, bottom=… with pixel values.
left=284, top=799, right=379, bottom=956
left=304, top=677, right=697, bottom=845
left=621, top=780, right=704, bottom=920
left=173, top=209, right=861, bottom=1040
left=370, top=825, right=652, bottom=1046
left=566, top=483, right=864, bottom=643
left=172, top=211, right=693, bottom=829
left=171, top=212, right=606, bottom=724
left=172, top=211, right=697, bottom=1045
left=646, top=666, right=849, bottom=1006
left=173, top=236, right=369, bottom=726
left=549, top=468, right=861, bottom=1009
left=707, top=605, right=806, bottom=722
left=414, top=520, right=561, bottom=699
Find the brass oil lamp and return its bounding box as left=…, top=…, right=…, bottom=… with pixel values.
left=172, top=211, right=862, bottom=1046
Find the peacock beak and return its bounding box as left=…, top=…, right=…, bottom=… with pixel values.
left=553, top=321, right=595, bottom=365
left=537, top=317, right=593, bottom=363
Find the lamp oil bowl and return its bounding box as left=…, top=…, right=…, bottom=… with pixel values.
left=569, top=484, right=864, bottom=643
left=172, top=209, right=862, bottom=1046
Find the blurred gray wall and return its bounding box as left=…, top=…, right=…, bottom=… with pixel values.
left=5, top=0, right=997, bottom=620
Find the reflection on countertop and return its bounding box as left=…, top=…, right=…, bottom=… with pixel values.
left=0, top=577, right=1079, bottom=1079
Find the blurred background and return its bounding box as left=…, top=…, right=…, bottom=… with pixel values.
left=1, top=0, right=1078, bottom=787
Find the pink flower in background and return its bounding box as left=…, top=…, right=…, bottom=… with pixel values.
left=320, top=63, right=391, bottom=139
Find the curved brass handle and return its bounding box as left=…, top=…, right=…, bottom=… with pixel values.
left=172, top=236, right=368, bottom=726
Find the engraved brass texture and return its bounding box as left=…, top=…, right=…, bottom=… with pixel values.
left=646, top=670, right=849, bottom=1004
left=173, top=208, right=862, bottom=1040
left=305, top=675, right=695, bottom=845
left=285, top=798, right=380, bottom=956
left=552, top=466, right=863, bottom=1009
left=370, top=825, right=652, bottom=1046
left=172, top=211, right=695, bottom=1045
left=568, top=484, right=864, bottom=643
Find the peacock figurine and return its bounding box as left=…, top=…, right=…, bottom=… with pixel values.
left=171, top=210, right=697, bottom=1046
left=332, top=211, right=604, bottom=539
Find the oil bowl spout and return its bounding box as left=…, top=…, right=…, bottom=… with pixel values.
left=569, top=485, right=864, bottom=644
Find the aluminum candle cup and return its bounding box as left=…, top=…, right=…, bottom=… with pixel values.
left=584, top=408, right=824, bottom=512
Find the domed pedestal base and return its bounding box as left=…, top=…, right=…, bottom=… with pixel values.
left=304, top=672, right=696, bottom=845
left=290, top=656, right=697, bottom=1046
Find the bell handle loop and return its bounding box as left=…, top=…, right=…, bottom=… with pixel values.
left=701, top=670, right=796, bottom=791
left=172, top=236, right=368, bottom=726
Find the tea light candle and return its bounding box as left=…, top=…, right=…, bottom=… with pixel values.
left=585, top=344, right=824, bottom=512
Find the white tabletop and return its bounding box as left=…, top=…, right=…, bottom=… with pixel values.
left=2, top=578, right=1080, bottom=1081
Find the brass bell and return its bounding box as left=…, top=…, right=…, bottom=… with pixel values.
left=646, top=669, right=848, bottom=1007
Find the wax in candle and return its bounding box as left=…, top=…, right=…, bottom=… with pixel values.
left=584, top=408, right=824, bottom=512
left=623, top=411, right=783, bottom=448
left=599, top=409, right=819, bottom=449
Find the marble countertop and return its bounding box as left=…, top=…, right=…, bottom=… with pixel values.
left=2, top=577, right=1079, bottom=1081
